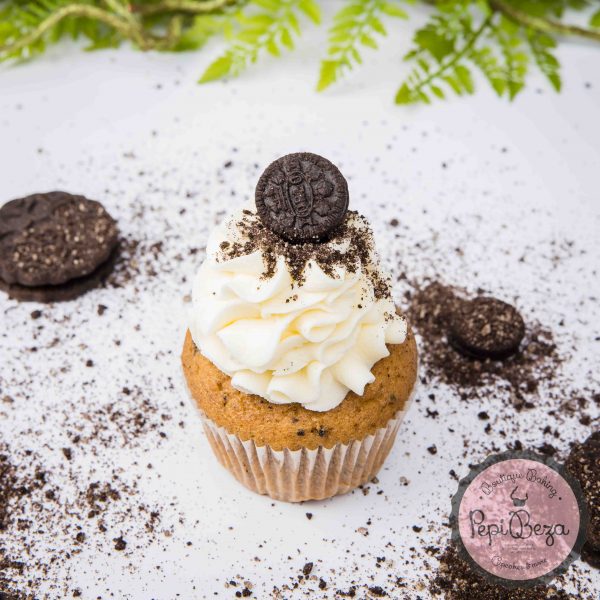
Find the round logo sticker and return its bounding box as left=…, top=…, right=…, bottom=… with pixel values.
left=451, top=451, right=588, bottom=587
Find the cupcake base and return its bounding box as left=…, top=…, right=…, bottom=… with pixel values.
left=199, top=400, right=412, bottom=502
left=182, top=327, right=418, bottom=502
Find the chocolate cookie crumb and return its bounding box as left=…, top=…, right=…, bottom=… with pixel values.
left=113, top=536, right=127, bottom=551
left=218, top=210, right=392, bottom=300
left=368, top=585, right=386, bottom=597
left=407, top=282, right=560, bottom=408
left=430, top=544, right=577, bottom=599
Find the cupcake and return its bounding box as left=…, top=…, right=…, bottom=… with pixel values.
left=182, top=152, right=417, bottom=502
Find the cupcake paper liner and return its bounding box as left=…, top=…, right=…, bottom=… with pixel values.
left=195, top=388, right=416, bottom=503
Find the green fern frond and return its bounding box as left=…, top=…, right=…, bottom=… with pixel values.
left=317, top=0, right=408, bottom=92
left=199, top=0, right=320, bottom=83
left=493, top=15, right=529, bottom=100
left=469, top=44, right=506, bottom=96
left=526, top=29, right=560, bottom=91
left=395, top=0, right=578, bottom=105
left=1, top=0, right=600, bottom=106
left=396, top=1, right=491, bottom=105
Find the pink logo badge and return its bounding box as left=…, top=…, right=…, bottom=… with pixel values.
left=451, top=452, right=588, bottom=587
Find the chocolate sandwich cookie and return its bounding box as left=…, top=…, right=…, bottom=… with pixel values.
left=448, top=296, right=525, bottom=360
left=565, top=430, right=600, bottom=568
left=0, top=245, right=119, bottom=302
left=255, top=152, right=349, bottom=243
left=0, top=192, right=119, bottom=302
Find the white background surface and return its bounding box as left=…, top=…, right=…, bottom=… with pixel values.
left=1, top=4, right=600, bottom=599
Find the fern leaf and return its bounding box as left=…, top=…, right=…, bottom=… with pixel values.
left=396, top=2, right=487, bottom=105
left=171, top=14, right=229, bottom=53
left=394, top=82, right=412, bottom=104
left=413, top=18, right=455, bottom=63
left=199, top=0, right=319, bottom=83
left=527, top=30, right=560, bottom=91
left=395, top=0, right=565, bottom=106
left=317, top=0, right=407, bottom=92
left=454, top=63, right=474, bottom=93
left=494, top=16, right=529, bottom=100
left=199, top=54, right=233, bottom=82
left=381, top=2, right=407, bottom=19
left=298, top=0, right=321, bottom=24
left=469, top=44, right=506, bottom=96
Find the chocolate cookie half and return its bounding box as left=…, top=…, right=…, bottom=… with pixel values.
left=0, top=192, right=119, bottom=302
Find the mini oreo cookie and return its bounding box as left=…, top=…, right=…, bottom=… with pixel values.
left=255, top=152, right=349, bottom=243
left=0, top=192, right=118, bottom=301
left=448, top=296, right=525, bottom=360
left=565, top=430, right=600, bottom=565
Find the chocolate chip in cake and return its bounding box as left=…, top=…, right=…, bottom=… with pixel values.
left=448, top=296, right=525, bottom=360
left=255, top=153, right=349, bottom=243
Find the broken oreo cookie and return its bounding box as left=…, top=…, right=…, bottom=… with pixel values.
left=255, top=152, right=349, bottom=243
left=565, top=430, right=600, bottom=568
left=0, top=245, right=119, bottom=303
left=448, top=296, right=525, bottom=360
left=0, top=192, right=119, bottom=302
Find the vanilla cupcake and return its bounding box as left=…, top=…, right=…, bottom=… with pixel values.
left=182, top=153, right=417, bottom=502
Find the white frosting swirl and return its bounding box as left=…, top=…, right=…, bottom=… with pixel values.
left=189, top=209, right=407, bottom=412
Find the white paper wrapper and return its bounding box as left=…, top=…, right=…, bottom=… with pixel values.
left=196, top=389, right=415, bottom=503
